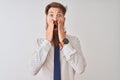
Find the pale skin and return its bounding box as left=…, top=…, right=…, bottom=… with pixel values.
left=46, top=8, right=66, bottom=44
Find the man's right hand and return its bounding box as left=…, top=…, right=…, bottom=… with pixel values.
left=46, top=20, right=54, bottom=42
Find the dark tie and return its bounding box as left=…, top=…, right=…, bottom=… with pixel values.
left=54, top=45, right=61, bottom=80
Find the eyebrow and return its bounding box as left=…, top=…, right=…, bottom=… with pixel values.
left=48, top=12, right=63, bottom=14
left=48, top=10, right=63, bottom=13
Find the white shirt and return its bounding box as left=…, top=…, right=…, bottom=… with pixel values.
left=30, top=35, right=86, bottom=80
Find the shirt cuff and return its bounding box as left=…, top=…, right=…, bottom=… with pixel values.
left=38, top=39, right=51, bottom=52
left=62, top=43, right=76, bottom=60
left=42, top=39, right=51, bottom=47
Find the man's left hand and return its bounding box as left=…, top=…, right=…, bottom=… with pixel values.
left=58, top=17, right=66, bottom=42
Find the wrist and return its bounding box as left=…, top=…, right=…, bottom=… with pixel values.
left=59, top=41, right=64, bottom=47
left=59, top=38, right=69, bottom=47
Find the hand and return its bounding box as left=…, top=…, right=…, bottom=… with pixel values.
left=46, top=19, right=54, bottom=42
left=58, top=17, right=66, bottom=42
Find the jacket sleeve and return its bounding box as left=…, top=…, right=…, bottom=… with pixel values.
left=30, top=38, right=51, bottom=76
left=62, top=37, right=86, bottom=74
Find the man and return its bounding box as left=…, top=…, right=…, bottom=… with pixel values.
left=30, top=2, right=86, bottom=80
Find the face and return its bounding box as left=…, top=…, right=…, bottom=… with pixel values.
left=46, top=7, right=65, bottom=30
left=46, top=7, right=65, bottom=46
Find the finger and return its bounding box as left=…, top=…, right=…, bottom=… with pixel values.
left=58, top=19, right=64, bottom=28
left=48, top=19, right=54, bottom=28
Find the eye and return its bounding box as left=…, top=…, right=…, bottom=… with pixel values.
left=57, top=13, right=63, bottom=17
left=48, top=13, right=54, bottom=18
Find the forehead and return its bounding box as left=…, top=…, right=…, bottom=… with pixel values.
left=48, top=7, right=63, bottom=13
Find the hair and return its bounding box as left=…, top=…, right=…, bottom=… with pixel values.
left=45, top=2, right=67, bottom=15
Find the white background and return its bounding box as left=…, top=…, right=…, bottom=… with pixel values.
left=0, top=0, right=120, bottom=80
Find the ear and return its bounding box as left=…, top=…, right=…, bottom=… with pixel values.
left=63, top=17, right=66, bottom=24
left=64, top=17, right=66, bottom=21
left=63, top=17, right=66, bottom=32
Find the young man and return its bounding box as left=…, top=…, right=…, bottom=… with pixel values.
left=30, top=2, right=86, bottom=80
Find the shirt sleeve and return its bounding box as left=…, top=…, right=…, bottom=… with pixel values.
left=62, top=37, right=86, bottom=74
left=30, top=38, right=51, bottom=75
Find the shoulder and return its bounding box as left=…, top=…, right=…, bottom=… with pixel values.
left=66, top=35, right=81, bottom=46
left=35, top=37, right=46, bottom=46
left=66, top=35, right=80, bottom=42
left=66, top=35, right=82, bottom=50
